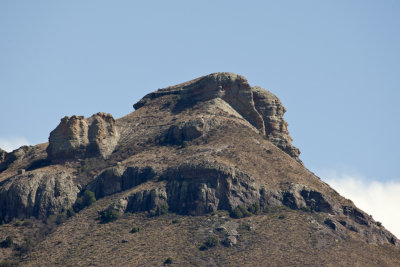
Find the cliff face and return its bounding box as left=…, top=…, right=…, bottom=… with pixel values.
left=47, top=112, right=119, bottom=161
left=0, top=73, right=398, bottom=266
left=135, top=72, right=301, bottom=161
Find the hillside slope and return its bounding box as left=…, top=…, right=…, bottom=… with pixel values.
left=0, top=73, right=398, bottom=266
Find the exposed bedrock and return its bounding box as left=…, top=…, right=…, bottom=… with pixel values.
left=252, top=86, right=300, bottom=160
left=0, top=170, right=79, bottom=222
left=0, top=148, right=6, bottom=163
left=47, top=112, right=119, bottom=161
left=93, top=161, right=397, bottom=247
left=86, top=165, right=157, bottom=199
left=134, top=72, right=301, bottom=161
left=158, top=118, right=205, bottom=145
left=0, top=146, right=33, bottom=173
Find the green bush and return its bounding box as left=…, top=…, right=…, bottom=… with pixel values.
left=164, top=257, right=173, bottom=264
left=181, top=141, right=190, bottom=148
left=21, top=219, right=33, bottom=227
left=1, top=236, right=13, bottom=248
left=171, top=218, right=180, bottom=224
left=99, top=209, right=120, bottom=223
left=17, top=237, right=33, bottom=254
left=74, top=190, right=96, bottom=212
left=278, top=214, right=285, bottom=220
left=230, top=205, right=251, bottom=218
left=149, top=203, right=169, bottom=217
left=0, top=260, right=12, bottom=267
left=130, top=227, right=140, bottom=233
left=199, top=235, right=218, bottom=250
left=248, top=203, right=260, bottom=214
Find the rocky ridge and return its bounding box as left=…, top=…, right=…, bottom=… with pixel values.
left=0, top=73, right=398, bottom=266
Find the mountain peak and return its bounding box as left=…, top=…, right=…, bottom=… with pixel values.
left=0, top=73, right=399, bottom=266
left=134, top=72, right=300, bottom=161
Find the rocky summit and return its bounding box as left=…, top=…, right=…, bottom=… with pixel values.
left=0, top=72, right=399, bottom=266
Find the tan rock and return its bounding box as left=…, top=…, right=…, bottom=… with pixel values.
left=0, top=170, right=79, bottom=222
left=47, top=112, right=119, bottom=160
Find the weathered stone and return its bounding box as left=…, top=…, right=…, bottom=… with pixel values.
left=86, top=165, right=157, bottom=199
left=0, top=148, right=6, bottom=163
left=0, top=171, right=79, bottom=222
left=47, top=115, right=89, bottom=160
left=106, top=198, right=128, bottom=215
left=86, top=112, right=120, bottom=158
left=216, top=221, right=239, bottom=236
left=126, top=187, right=168, bottom=214
left=343, top=206, right=370, bottom=226
left=86, top=166, right=125, bottom=198
left=324, top=218, right=337, bottom=230
left=223, top=235, right=237, bottom=247
left=134, top=72, right=301, bottom=161
left=252, top=86, right=300, bottom=161
left=0, top=146, right=31, bottom=172
left=160, top=118, right=205, bottom=145
left=282, top=183, right=337, bottom=214
left=47, top=112, right=119, bottom=161
left=165, top=163, right=260, bottom=215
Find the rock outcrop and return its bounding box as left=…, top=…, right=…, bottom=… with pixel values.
left=134, top=72, right=301, bottom=161
left=0, top=148, right=6, bottom=163
left=0, top=170, right=79, bottom=222
left=0, top=146, right=32, bottom=172
left=252, top=86, right=300, bottom=159
left=86, top=165, right=157, bottom=199
left=90, top=159, right=397, bottom=247
left=47, top=112, right=119, bottom=161
left=159, top=118, right=205, bottom=145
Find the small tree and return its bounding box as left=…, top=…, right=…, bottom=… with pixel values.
left=99, top=209, right=120, bottom=223
left=74, top=190, right=96, bottom=212
left=199, top=235, right=218, bottom=250
left=0, top=236, right=13, bottom=248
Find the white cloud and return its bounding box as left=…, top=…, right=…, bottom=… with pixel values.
left=0, top=137, right=30, bottom=152
left=321, top=171, right=400, bottom=238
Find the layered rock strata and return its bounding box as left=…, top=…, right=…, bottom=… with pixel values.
left=47, top=112, right=119, bottom=161
left=0, top=170, right=79, bottom=222
left=134, top=72, right=301, bottom=161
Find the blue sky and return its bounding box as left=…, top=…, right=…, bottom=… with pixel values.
left=1, top=1, right=400, bottom=235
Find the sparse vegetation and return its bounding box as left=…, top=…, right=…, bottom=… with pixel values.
left=164, top=257, right=173, bottom=264
left=0, top=260, right=12, bottom=267
left=278, top=214, right=286, bottom=220
left=130, top=226, right=140, bottom=233
left=22, top=219, right=33, bottom=227
left=17, top=237, right=34, bottom=254
left=376, top=221, right=382, bottom=227
left=73, top=190, right=96, bottom=212
left=230, top=203, right=260, bottom=218
left=172, top=218, right=180, bottom=224
left=181, top=141, right=190, bottom=148
left=149, top=203, right=169, bottom=217
left=0, top=236, right=14, bottom=248
left=99, top=209, right=120, bottom=223
left=199, top=235, right=218, bottom=251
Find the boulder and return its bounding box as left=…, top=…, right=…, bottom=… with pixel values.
left=160, top=118, right=205, bottom=145
left=47, top=112, right=119, bottom=161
